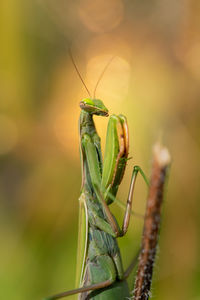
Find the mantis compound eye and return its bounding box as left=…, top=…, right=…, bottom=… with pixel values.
left=80, top=98, right=109, bottom=116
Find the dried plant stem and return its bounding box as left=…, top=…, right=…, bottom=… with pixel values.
left=133, top=142, right=171, bottom=300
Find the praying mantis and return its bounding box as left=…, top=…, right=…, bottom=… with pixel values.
left=45, top=55, right=149, bottom=300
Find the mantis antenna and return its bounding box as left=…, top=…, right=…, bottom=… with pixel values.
left=68, top=49, right=92, bottom=98
left=93, top=56, right=115, bottom=99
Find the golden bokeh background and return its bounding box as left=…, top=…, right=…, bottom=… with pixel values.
left=0, top=0, right=200, bottom=299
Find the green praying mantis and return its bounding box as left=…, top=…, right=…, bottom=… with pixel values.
left=45, top=55, right=149, bottom=300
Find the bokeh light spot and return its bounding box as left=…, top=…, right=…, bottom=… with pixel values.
left=78, top=0, right=124, bottom=33
left=86, top=55, right=131, bottom=105
left=184, top=42, right=200, bottom=79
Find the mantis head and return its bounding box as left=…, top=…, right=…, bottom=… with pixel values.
left=80, top=98, right=109, bottom=117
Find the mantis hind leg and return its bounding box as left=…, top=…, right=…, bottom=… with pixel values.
left=44, top=278, right=113, bottom=300
left=44, top=256, right=117, bottom=300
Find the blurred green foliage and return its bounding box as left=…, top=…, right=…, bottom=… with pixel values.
left=0, top=1, right=200, bottom=299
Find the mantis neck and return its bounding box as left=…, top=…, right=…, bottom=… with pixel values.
left=79, top=110, right=100, bottom=193
left=79, top=110, right=97, bottom=139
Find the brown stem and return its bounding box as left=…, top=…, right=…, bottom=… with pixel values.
left=133, top=142, right=171, bottom=300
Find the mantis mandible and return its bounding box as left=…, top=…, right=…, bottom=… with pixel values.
left=45, top=55, right=148, bottom=300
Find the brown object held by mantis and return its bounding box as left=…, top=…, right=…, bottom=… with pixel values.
left=133, top=142, right=171, bottom=300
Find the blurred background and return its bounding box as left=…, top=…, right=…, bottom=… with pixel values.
left=0, top=0, right=200, bottom=299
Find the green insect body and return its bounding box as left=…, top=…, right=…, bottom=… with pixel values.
left=77, top=99, right=129, bottom=299
left=45, top=98, right=148, bottom=300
